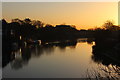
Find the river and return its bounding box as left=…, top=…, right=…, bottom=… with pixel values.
left=2, top=38, right=110, bottom=78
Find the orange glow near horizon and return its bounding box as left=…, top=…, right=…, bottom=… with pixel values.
left=2, top=2, right=118, bottom=30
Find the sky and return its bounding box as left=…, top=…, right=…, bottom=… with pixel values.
left=2, top=2, right=118, bottom=29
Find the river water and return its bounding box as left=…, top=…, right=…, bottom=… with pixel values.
left=2, top=38, right=105, bottom=78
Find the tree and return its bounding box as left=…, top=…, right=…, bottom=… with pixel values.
left=71, top=25, right=76, bottom=29
left=45, top=24, right=54, bottom=28
left=24, top=18, right=31, bottom=24
left=12, top=18, right=23, bottom=24
left=102, top=20, right=114, bottom=30
left=103, top=21, right=120, bottom=31
left=31, top=20, right=44, bottom=28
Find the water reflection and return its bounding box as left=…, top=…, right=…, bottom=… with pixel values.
left=3, top=38, right=94, bottom=70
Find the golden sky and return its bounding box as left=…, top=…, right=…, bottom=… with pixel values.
left=2, top=2, right=118, bottom=29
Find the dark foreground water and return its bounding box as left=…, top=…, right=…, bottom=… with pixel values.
left=2, top=38, right=111, bottom=78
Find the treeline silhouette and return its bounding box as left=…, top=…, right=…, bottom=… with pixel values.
left=2, top=18, right=96, bottom=43
left=2, top=18, right=80, bottom=42
left=3, top=18, right=120, bottom=46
